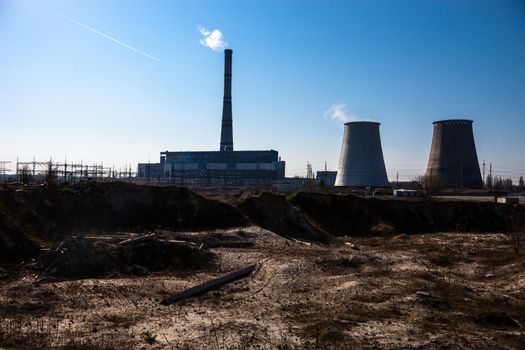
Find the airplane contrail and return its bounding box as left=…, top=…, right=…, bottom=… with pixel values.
left=47, top=8, right=160, bottom=61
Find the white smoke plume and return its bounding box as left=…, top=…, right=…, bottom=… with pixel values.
left=324, top=104, right=358, bottom=124
left=198, top=26, right=227, bottom=51
left=324, top=103, right=376, bottom=124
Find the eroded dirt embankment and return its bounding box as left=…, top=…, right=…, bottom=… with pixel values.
left=1, top=184, right=524, bottom=264
left=2, top=183, right=246, bottom=236
left=287, top=192, right=524, bottom=236
left=0, top=182, right=247, bottom=263
left=236, top=191, right=524, bottom=238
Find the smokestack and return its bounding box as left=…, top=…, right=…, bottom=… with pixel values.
left=220, top=49, right=233, bottom=151
left=335, top=121, right=389, bottom=187
left=426, top=119, right=482, bottom=189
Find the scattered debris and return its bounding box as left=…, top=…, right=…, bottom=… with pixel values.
left=344, top=242, right=360, bottom=250
left=416, top=291, right=430, bottom=298
left=161, top=264, right=257, bottom=305
left=39, top=235, right=216, bottom=279
left=39, top=237, right=114, bottom=279
left=154, top=229, right=255, bottom=249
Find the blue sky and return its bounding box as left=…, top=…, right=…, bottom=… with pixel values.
left=1, top=0, right=524, bottom=180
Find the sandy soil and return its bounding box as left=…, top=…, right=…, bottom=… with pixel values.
left=0, top=227, right=524, bottom=349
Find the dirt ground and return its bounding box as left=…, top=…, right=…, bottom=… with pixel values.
left=1, top=227, right=523, bottom=349
left=433, top=196, right=525, bottom=205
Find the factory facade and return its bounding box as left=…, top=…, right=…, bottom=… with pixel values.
left=138, top=150, right=285, bottom=186
left=137, top=49, right=285, bottom=186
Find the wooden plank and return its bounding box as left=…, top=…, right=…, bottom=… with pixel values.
left=118, top=233, right=157, bottom=246
left=161, top=264, right=257, bottom=305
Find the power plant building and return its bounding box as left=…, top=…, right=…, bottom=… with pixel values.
left=138, top=49, right=285, bottom=186
left=425, top=119, right=482, bottom=189
left=316, top=171, right=337, bottom=187
left=334, top=121, right=390, bottom=188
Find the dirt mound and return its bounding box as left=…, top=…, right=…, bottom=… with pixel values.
left=0, top=182, right=248, bottom=243
left=288, top=192, right=524, bottom=236
left=236, top=192, right=332, bottom=244
left=39, top=236, right=216, bottom=279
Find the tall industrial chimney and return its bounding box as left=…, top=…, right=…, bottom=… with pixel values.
left=220, top=49, right=233, bottom=151
left=425, top=119, right=482, bottom=189
left=335, top=121, right=389, bottom=187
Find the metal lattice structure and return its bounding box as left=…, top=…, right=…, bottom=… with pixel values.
left=15, top=159, right=135, bottom=182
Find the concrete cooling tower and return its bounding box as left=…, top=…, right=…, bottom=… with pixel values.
left=335, top=121, right=389, bottom=187
left=425, top=119, right=482, bottom=189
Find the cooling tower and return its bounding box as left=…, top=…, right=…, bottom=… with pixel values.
left=425, top=119, right=482, bottom=189
left=220, top=49, right=234, bottom=151
left=335, top=121, right=389, bottom=187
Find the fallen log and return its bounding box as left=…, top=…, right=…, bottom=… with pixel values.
left=119, top=234, right=157, bottom=246
left=161, top=264, right=257, bottom=305
left=159, top=239, right=197, bottom=246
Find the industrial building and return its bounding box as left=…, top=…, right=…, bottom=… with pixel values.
left=316, top=171, right=337, bottom=187
left=138, top=49, right=285, bottom=186
left=334, top=121, right=390, bottom=188
left=425, top=119, right=482, bottom=189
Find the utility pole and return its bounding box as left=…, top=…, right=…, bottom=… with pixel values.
left=482, top=160, right=486, bottom=188
left=64, top=156, right=68, bottom=182
left=488, top=163, right=493, bottom=189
